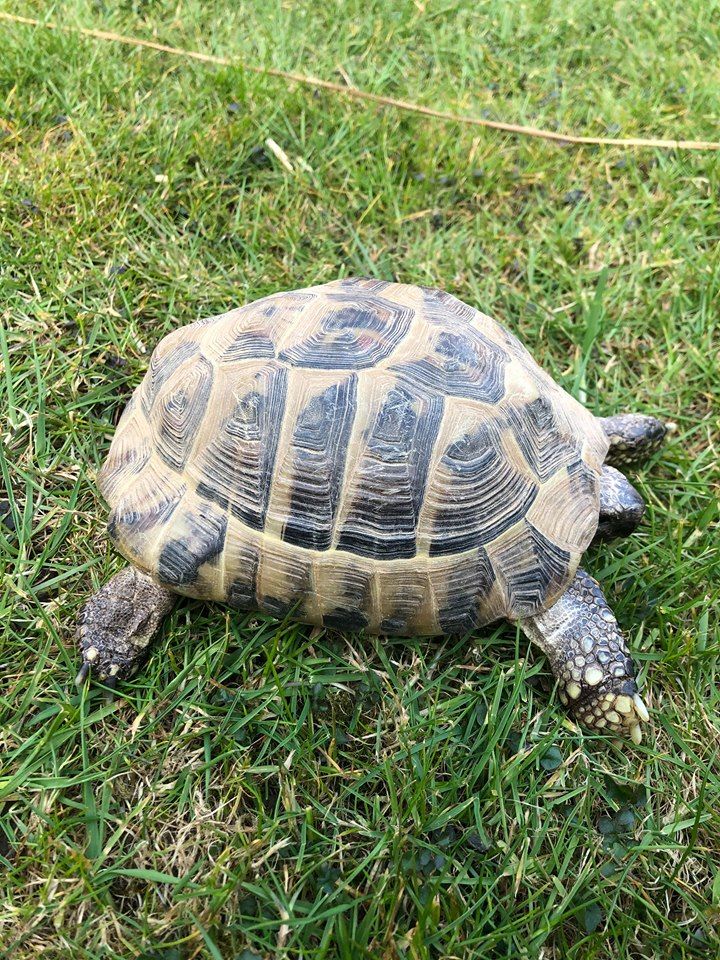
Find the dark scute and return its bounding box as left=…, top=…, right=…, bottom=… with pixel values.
left=260, top=596, right=303, bottom=619
left=226, top=547, right=260, bottom=610
left=157, top=354, right=214, bottom=470
left=437, top=548, right=496, bottom=634
left=372, top=386, right=427, bottom=467
left=231, top=505, right=264, bottom=531
left=437, top=330, right=479, bottom=368
left=328, top=306, right=379, bottom=330
left=322, top=566, right=372, bottom=630
left=221, top=331, right=275, bottom=362
left=419, top=284, right=477, bottom=323
left=337, top=530, right=417, bottom=560
left=282, top=375, right=358, bottom=551
left=525, top=396, right=553, bottom=428
left=379, top=582, right=428, bottom=634
left=498, top=521, right=570, bottom=615
left=158, top=541, right=203, bottom=587
left=430, top=423, right=538, bottom=555
left=278, top=294, right=413, bottom=370
left=196, top=482, right=228, bottom=511
left=338, top=277, right=390, bottom=293
left=141, top=341, right=199, bottom=415
left=323, top=609, right=369, bottom=632
left=258, top=553, right=313, bottom=620
left=227, top=579, right=256, bottom=610
left=567, top=458, right=596, bottom=497
left=336, top=385, right=444, bottom=560
left=443, top=422, right=499, bottom=466
left=110, top=487, right=184, bottom=536
left=391, top=326, right=507, bottom=403
left=157, top=507, right=227, bottom=587
left=509, top=397, right=580, bottom=482
left=198, top=365, right=287, bottom=531
left=107, top=516, right=119, bottom=544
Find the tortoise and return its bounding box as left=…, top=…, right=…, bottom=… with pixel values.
left=78, top=278, right=670, bottom=743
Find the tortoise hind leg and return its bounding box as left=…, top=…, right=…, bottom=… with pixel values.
left=519, top=569, right=649, bottom=743
left=599, top=413, right=672, bottom=467
left=77, top=567, right=176, bottom=686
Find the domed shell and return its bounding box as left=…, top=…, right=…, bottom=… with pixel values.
left=99, top=278, right=609, bottom=636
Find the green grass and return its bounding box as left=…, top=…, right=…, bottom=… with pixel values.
left=1, top=1, right=719, bottom=957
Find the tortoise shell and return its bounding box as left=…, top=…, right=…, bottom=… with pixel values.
left=99, top=278, right=609, bottom=635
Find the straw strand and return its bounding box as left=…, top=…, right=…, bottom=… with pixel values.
left=2, top=11, right=718, bottom=152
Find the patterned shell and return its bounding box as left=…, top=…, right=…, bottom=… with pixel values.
left=99, top=278, right=609, bottom=636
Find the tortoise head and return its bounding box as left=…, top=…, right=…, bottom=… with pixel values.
left=76, top=567, right=176, bottom=687
left=599, top=414, right=673, bottom=467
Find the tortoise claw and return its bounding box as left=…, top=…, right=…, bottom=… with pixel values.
left=627, top=694, right=650, bottom=744
left=633, top=693, right=650, bottom=723
left=625, top=693, right=650, bottom=745
left=75, top=662, right=91, bottom=686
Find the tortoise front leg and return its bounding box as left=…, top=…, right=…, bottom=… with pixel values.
left=77, top=567, right=176, bottom=688
left=519, top=569, right=649, bottom=743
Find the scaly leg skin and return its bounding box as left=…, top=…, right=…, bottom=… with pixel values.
left=77, top=567, right=176, bottom=688
left=599, top=413, right=671, bottom=468
left=593, top=465, right=646, bottom=543
left=519, top=569, right=650, bottom=743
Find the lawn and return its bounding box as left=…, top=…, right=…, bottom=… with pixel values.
left=1, top=1, right=719, bottom=957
